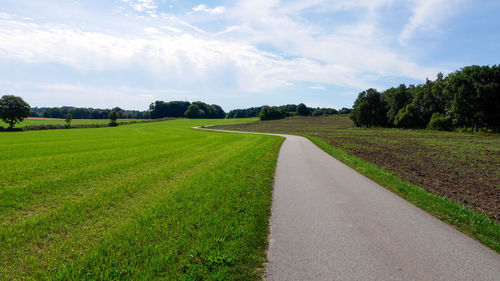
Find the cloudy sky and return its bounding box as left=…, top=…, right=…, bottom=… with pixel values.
left=0, top=0, right=499, bottom=111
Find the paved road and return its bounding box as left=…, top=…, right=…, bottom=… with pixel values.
left=196, top=127, right=500, bottom=280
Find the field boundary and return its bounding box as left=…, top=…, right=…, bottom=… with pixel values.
left=0, top=118, right=169, bottom=132
left=306, top=136, right=499, bottom=252
left=198, top=124, right=499, bottom=253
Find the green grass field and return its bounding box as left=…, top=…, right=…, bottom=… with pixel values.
left=0, top=118, right=283, bottom=280
left=215, top=116, right=500, bottom=251
left=0, top=118, right=145, bottom=129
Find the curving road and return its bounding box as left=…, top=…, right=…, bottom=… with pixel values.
left=196, top=127, right=500, bottom=280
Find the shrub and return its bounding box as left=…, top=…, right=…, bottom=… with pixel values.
left=64, top=113, right=72, bottom=128
left=427, top=113, right=452, bottom=131
left=394, top=104, right=420, bottom=129
left=108, top=111, right=119, bottom=126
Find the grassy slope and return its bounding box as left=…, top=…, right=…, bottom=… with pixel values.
left=0, top=118, right=283, bottom=280
left=214, top=116, right=499, bottom=252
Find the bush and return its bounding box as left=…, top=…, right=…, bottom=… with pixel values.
left=394, top=104, right=420, bottom=129
left=64, top=113, right=72, bottom=128
left=427, top=113, right=452, bottom=131
left=108, top=111, right=119, bottom=126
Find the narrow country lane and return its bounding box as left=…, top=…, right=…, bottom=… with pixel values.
left=196, top=127, right=500, bottom=281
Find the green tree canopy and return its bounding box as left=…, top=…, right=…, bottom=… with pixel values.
left=350, top=88, right=387, bottom=127
left=296, top=103, right=311, bottom=116
left=0, top=95, right=31, bottom=128
left=184, top=104, right=202, bottom=119
left=259, top=106, right=286, bottom=121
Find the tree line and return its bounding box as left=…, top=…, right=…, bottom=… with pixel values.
left=227, top=104, right=351, bottom=120
left=350, top=65, right=500, bottom=132
left=149, top=101, right=225, bottom=119
left=0, top=95, right=133, bottom=129
left=31, top=106, right=149, bottom=119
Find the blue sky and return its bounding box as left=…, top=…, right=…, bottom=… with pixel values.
left=0, top=0, right=499, bottom=111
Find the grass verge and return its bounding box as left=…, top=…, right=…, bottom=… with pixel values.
left=308, top=136, right=499, bottom=252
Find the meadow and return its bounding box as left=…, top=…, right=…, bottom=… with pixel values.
left=0, top=118, right=283, bottom=280
left=215, top=116, right=500, bottom=250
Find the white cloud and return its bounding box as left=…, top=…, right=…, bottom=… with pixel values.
left=192, top=4, right=225, bottom=15
left=309, top=85, right=326, bottom=90
left=27, top=83, right=194, bottom=109
left=0, top=14, right=394, bottom=91
left=122, top=0, right=157, bottom=12
left=399, top=0, right=465, bottom=45
left=0, top=0, right=465, bottom=101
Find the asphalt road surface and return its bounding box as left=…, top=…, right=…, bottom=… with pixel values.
left=197, top=127, right=500, bottom=280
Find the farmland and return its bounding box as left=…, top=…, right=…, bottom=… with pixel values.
left=0, top=117, right=146, bottom=129
left=0, top=118, right=282, bottom=280
left=215, top=116, right=500, bottom=222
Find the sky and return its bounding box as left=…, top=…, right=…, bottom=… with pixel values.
left=0, top=0, right=499, bottom=111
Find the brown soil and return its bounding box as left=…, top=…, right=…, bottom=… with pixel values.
left=326, top=134, right=500, bottom=221
left=216, top=116, right=500, bottom=221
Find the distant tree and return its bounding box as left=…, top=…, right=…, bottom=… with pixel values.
left=259, top=106, right=286, bottom=121
left=339, top=108, right=352, bottom=114
left=382, top=84, right=412, bottom=127
left=0, top=95, right=31, bottom=129
left=184, top=104, right=201, bottom=119
left=108, top=110, right=119, bottom=126
left=349, top=65, right=499, bottom=131
left=209, top=104, right=226, bottom=118
left=64, top=113, right=72, bottom=128
left=149, top=101, right=191, bottom=118
left=326, top=108, right=339, bottom=115
left=311, top=109, right=324, bottom=117
left=43, top=107, right=64, bottom=118
left=311, top=108, right=338, bottom=117
left=350, top=89, right=387, bottom=127
left=296, top=103, right=311, bottom=116
left=191, top=102, right=209, bottom=118
left=445, top=65, right=500, bottom=131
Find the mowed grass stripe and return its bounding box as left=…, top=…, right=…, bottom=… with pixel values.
left=1, top=136, right=245, bottom=242
left=53, top=136, right=282, bottom=281
left=0, top=118, right=282, bottom=280
left=0, top=133, right=230, bottom=221
left=2, top=136, right=260, bottom=278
